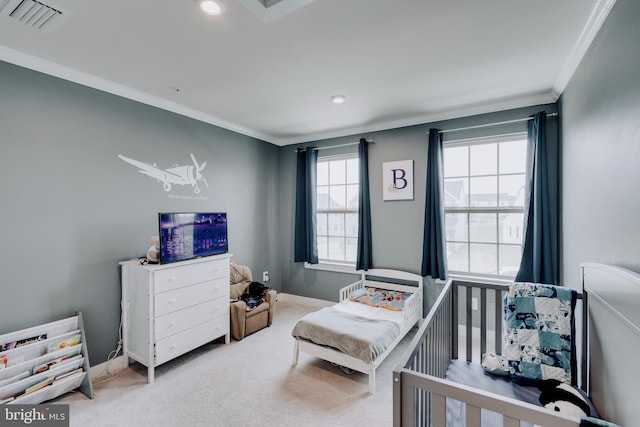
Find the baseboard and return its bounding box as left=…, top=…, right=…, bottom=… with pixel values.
left=89, top=355, right=127, bottom=379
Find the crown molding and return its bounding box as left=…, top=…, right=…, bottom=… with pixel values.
left=0, top=44, right=275, bottom=144
left=552, top=0, right=617, bottom=98
left=272, top=91, right=558, bottom=146
left=3, top=0, right=614, bottom=151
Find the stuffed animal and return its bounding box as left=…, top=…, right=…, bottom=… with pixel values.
left=538, top=379, right=590, bottom=418
left=146, top=235, right=160, bottom=263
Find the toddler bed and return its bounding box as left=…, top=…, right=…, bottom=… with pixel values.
left=291, top=269, right=424, bottom=394
left=392, top=262, right=637, bottom=427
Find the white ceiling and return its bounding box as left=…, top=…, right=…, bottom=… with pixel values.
left=0, top=0, right=615, bottom=146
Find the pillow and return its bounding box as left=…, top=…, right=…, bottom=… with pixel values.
left=349, top=287, right=412, bottom=311
left=481, top=352, right=510, bottom=377
left=504, top=282, right=577, bottom=386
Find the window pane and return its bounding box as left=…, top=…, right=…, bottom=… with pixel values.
left=470, top=176, right=497, bottom=206
left=328, top=213, right=344, bottom=236
left=446, top=213, right=468, bottom=242
left=346, top=159, right=359, bottom=184
left=444, top=146, right=468, bottom=177
left=447, top=242, right=469, bottom=272
left=499, top=213, right=524, bottom=244
left=317, top=236, right=328, bottom=259
left=346, top=184, right=359, bottom=209
left=327, top=237, right=345, bottom=261
left=499, top=244, right=521, bottom=277
left=499, top=139, right=527, bottom=174
left=444, top=178, right=468, bottom=207
left=316, top=156, right=359, bottom=265
left=317, top=186, right=329, bottom=210
left=470, top=243, right=497, bottom=274
left=470, top=213, right=497, bottom=243
left=329, top=185, right=346, bottom=209
left=346, top=237, right=357, bottom=262
left=329, top=160, right=346, bottom=185
left=316, top=213, right=327, bottom=236
left=470, top=143, right=497, bottom=176
left=317, top=162, right=329, bottom=186
left=345, top=213, right=358, bottom=237
left=499, top=174, right=526, bottom=207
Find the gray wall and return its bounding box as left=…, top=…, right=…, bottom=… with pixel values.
left=559, top=0, right=640, bottom=287
left=0, top=61, right=281, bottom=365
left=559, top=1, right=640, bottom=423
left=279, top=104, right=559, bottom=312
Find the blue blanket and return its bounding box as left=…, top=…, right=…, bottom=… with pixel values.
left=504, top=282, right=577, bottom=385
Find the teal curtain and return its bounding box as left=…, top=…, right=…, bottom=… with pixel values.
left=421, top=129, right=448, bottom=280
left=516, top=112, right=555, bottom=284
left=356, top=138, right=372, bottom=270
left=294, top=148, right=318, bottom=264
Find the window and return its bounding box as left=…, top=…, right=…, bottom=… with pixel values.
left=316, top=156, right=359, bottom=264
left=443, top=134, right=527, bottom=278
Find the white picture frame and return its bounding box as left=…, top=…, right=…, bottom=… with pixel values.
left=383, top=160, right=414, bottom=201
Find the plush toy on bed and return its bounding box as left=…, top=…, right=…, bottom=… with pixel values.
left=538, top=379, right=591, bottom=419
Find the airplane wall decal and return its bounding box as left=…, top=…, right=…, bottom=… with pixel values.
left=118, top=153, right=208, bottom=194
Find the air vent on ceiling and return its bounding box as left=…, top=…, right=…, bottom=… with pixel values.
left=237, top=0, right=315, bottom=23
left=0, top=0, right=66, bottom=32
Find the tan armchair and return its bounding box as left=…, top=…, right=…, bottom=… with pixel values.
left=229, top=264, right=276, bottom=340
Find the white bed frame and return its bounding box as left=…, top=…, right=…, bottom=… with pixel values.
left=292, top=268, right=424, bottom=394
left=392, top=263, right=639, bottom=427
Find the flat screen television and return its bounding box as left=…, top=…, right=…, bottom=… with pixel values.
left=158, top=212, right=228, bottom=264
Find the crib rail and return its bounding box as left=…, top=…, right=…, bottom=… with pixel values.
left=393, top=280, right=454, bottom=427
left=393, top=280, right=583, bottom=427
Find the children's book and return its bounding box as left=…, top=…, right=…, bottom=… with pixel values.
left=0, top=334, right=47, bottom=352
left=47, top=335, right=81, bottom=353
left=32, top=354, right=78, bottom=375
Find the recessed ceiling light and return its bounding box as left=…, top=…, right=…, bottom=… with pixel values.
left=331, top=95, right=346, bottom=104
left=199, top=0, right=224, bottom=16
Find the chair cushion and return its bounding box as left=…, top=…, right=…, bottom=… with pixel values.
left=230, top=264, right=252, bottom=300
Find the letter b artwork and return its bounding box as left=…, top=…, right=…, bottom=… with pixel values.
left=383, top=160, right=414, bottom=201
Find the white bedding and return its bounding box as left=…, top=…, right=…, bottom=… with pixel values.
left=291, top=302, right=404, bottom=363
left=333, top=300, right=405, bottom=329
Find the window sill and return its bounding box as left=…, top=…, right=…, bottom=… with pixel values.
left=304, top=262, right=360, bottom=275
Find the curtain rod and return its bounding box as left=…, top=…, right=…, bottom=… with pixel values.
left=294, top=140, right=374, bottom=152
left=438, top=112, right=558, bottom=135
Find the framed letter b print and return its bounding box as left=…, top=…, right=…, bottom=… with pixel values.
left=383, top=160, right=413, bottom=201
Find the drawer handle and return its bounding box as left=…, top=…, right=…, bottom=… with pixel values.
left=168, top=299, right=176, bottom=305
left=167, top=276, right=176, bottom=282
left=170, top=344, right=177, bottom=350
left=169, top=321, right=176, bottom=327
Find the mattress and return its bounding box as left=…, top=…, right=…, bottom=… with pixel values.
left=291, top=300, right=405, bottom=363
left=445, top=360, right=599, bottom=427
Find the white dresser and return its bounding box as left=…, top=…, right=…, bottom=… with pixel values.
left=120, top=254, right=231, bottom=383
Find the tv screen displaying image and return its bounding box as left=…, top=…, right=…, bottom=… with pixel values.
left=158, top=212, right=228, bottom=264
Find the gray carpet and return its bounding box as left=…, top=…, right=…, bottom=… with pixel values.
left=57, top=294, right=417, bottom=426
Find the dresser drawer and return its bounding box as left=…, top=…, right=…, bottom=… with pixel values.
left=154, top=259, right=227, bottom=293
left=154, top=278, right=227, bottom=317
left=155, top=317, right=228, bottom=366
left=155, top=298, right=228, bottom=341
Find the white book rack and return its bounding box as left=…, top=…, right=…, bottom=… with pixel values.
left=0, top=313, right=93, bottom=404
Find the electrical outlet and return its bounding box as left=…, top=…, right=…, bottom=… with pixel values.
left=471, top=297, right=478, bottom=311
left=263, top=271, right=269, bottom=282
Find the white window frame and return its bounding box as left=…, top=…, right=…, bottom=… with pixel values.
left=311, top=153, right=359, bottom=269
left=443, top=132, right=527, bottom=281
